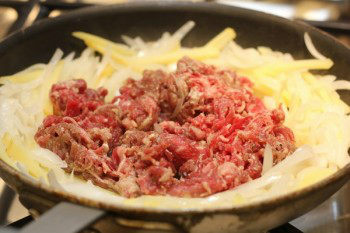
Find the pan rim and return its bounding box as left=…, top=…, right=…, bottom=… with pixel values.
left=0, top=1, right=349, bottom=215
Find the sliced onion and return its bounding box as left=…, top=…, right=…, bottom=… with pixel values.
left=262, top=144, right=273, bottom=175
left=173, top=21, right=195, bottom=41
left=304, top=33, right=328, bottom=60
left=332, top=80, right=350, bottom=90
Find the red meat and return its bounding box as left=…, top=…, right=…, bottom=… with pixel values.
left=35, top=57, right=295, bottom=198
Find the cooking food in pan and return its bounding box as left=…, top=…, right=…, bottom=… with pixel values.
left=0, top=21, right=349, bottom=209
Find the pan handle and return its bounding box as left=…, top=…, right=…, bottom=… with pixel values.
left=11, top=202, right=105, bottom=233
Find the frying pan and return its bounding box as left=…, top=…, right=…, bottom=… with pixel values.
left=0, top=2, right=349, bottom=233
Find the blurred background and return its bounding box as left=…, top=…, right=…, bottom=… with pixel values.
left=0, top=0, right=350, bottom=44
left=0, top=1, right=349, bottom=232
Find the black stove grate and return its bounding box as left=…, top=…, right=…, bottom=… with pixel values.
left=0, top=0, right=95, bottom=37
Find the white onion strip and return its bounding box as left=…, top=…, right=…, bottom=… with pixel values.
left=332, top=80, right=350, bottom=90
left=304, top=33, right=328, bottom=60
left=262, top=144, right=273, bottom=175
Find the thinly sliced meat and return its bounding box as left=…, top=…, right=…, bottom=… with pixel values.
left=36, top=57, right=295, bottom=198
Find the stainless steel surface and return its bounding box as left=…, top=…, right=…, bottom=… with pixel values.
left=0, top=186, right=16, bottom=225
left=0, top=185, right=27, bottom=225
left=218, top=0, right=349, bottom=21
left=291, top=182, right=350, bottom=233
left=0, top=228, right=19, bottom=233
left=20, top=202, right=105, bottom=233
left=218, top=0, right=296, bottom=18
left=6, top=195, right=27, bottom=225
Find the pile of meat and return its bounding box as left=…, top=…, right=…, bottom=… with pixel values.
left=35, top=57, right=295, bottom=198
